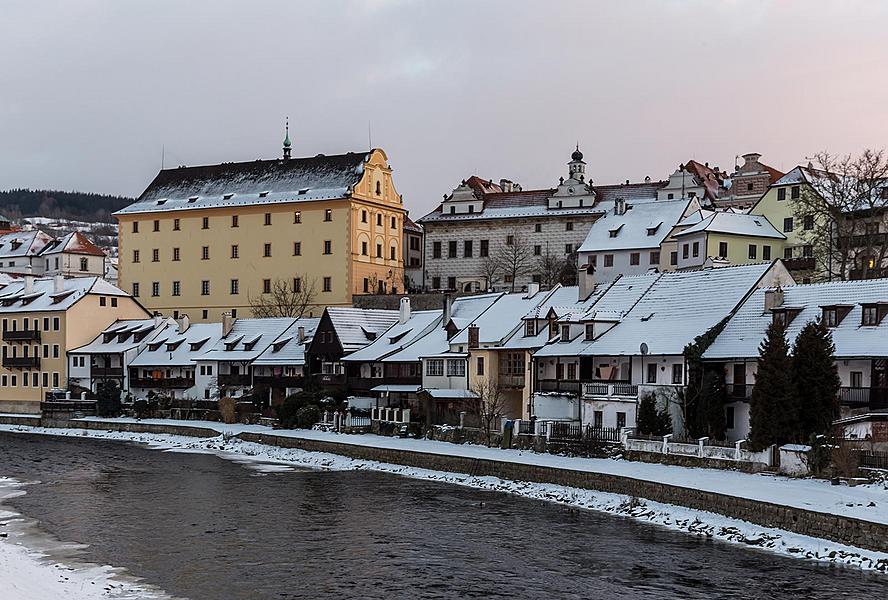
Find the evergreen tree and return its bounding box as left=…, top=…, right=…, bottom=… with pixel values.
left=792, top=318, right=841, bottom=440
left=749, top=321, right=796, bottom=450
left=696, top=367, right=727, bottom=440
left=636, top=392, right=658, bottom=435
left=683, top=317, right=729, bottom=438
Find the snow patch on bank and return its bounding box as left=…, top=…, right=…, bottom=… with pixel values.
left=0, top=477, right=174, bottom=600
left=2, top=424, right=888, bottom=574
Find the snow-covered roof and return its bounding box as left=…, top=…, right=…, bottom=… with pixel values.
left=252, top=318, right=320, bottom=366
left=580, top=263, right=776, bottom=357
left=130, top=322, right=223, bottom=367
left=674, top=211, right=785, bottom=240
left=450, top=289, right=554, bottom=346
left=343, top=310, right=441, bottom=363
left=578, top=198, right=692, bottom=253
left=705, top=278, right=888, bottom=360
left=116, top=151, right=371, bottom=216
left=70, top=318, right=170, bottom=354
left=371, top=384, right=421, bottom=393
left=199, top=317, right=297, bottom=362
left=324, top=307, right=401, bottom=353
left=37, top=231, right=106, bottom=257
left=0, top=276, right=130, bottom=314
left=0, top=230, right=53, bottom=259
left=421, top=388, right=477, bottom=399
left=382, top=294, right=501, bottom=362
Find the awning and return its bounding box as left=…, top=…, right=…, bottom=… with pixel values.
left=370, top=384, right=420, bottom=393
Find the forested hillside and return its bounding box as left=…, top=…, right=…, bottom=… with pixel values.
left=0, top=189, right=133, bottom=223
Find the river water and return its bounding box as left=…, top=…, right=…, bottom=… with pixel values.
left=0, top=432, right=885, bottom=599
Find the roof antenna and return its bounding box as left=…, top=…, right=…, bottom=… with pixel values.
left=368, top=120, right=373, bottom=150
left=161, top=144, right=165, bottom=170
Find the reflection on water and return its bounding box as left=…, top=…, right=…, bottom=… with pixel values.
left=0, top=432, right=884, bottom=600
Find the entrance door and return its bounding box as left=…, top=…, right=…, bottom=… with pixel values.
left=872, top=360, right=888, bottom=410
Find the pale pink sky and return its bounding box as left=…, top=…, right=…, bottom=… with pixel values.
left=1, top=0, right=886, bottom=217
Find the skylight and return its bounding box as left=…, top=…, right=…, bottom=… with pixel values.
left=223, top=193, right=235, bottom=200
left=188, top=196, right=199, bottom=203
left=259, top=191, right=270, bottom=198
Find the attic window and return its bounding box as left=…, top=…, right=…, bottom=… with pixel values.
left=753, top=219, right=762, bottom=227
left=271, top=337, right=292, bottom=352
left=861, top=303, right=888, bottom=326
left=646, top=223, right=661, bottom=236
left=640, top=313, right=655, bottom=321
left=361, top=326, right=378, bottom=341
left=1, top=295, right=22, bottom=306
left=772, top=307, right=803, bottom=327
left=188, top=196, right=199, bottom=203
left=189, top=339, right=209, bottom=351
left=298, top=188, right=309, bottom=195
left=242, top=334, right=262, bottom=351
left=166, top=340, right=183, bottom=352
left=156, top=199, right=167, bottom=206
left=560, top=324, right=571, bottom=342
left=608, top=224, right=623, bottom=238
left=223, top=193, right=235, bottom=200
left=821, top=305, right=852, bottom=327
left=389, top=330, right=410, bottom=344
left=224, top=335, right=244, bottom=351
left=259, top=191, right=270, bottom=198
left=50, top=290, right=74, bottom=303
left=524, top=320, right=536, bottom=337
left=147, top=339, right=167, bottom=351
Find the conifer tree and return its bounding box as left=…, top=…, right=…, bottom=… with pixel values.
left=749, top=321, right=795, bottom=450
left=636, top=392, right=659, bottom=435
left=792, top=318, right=841, bottom=441
left=696, top=367, right=727, bottom=440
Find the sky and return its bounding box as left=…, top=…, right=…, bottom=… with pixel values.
left=1, top=0, right=887, bottom=218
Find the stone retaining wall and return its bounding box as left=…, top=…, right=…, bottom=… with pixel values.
left=3, top=416, right=887, bottom=554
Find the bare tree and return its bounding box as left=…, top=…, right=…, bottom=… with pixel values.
left=249, top=276, right=317, bottom=318
left=795, top=150, right=888, bottom=280
left=480, top=255, right=501, bottom=291
left=469, top=377, right=510, bottom=447
left=533, top=249, right=567, bottom=289
left=496, top=229, right=532, bottom=292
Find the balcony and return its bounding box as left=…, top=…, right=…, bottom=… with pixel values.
left=130, top=377, right=195, bottom=389
left=316, top=372, right=345, bottom=385
left=536, top=379, right=581, bottom=394
left=3, top=356, right=40, bottom=369
left=253, top=375, right=305, bottom=388
left=499, top=373, right=526, bottom=388
left=726, top=383, right=754, bottom=400
left=2, top=329, right=40, bottom=342
left=92, top=367, right=124, bottom=378
left=218, top=374, right=252, bottom=387
left=582, top=382, right=638, bottom=399
left=782, top=257, right=816, bottom=271
left=839, top=386, right=888, bottom=409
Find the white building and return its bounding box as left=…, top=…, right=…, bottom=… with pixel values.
left=251, top=317, right=320, bottom=404
left=0, top=230, right=53, bottom=275
left=704, top=278, right=888, bottom=441
left=39, top=231, right=107, bottom=278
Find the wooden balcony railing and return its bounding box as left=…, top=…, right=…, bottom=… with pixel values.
left=3, top=356, right=40, bottom=369
left=582, top=382, right=638, bottom=399
left=2, top=330, right=40, bottom=342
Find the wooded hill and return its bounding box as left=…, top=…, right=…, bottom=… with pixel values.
left=0, top=189, right=133, bottom=223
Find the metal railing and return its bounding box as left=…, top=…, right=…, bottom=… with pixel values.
left=92, top=367, right=124, bottom=378
left=3, top=356, right=40, bottom=368
left=726, top=383, right=754, bottom=399
left=536, top=380, right=581, bottom=394
left=130, top=377, right=195, bottom=389
left=2, top=329, right=40, bottom=342
left=499, top=373, right=526, bottom=388
left=548, top=422, right=621, bottom=443
left=582, top=382, right=638, bottom=398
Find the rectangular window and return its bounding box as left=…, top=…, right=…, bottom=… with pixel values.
left=480, top=240, right=489, bottom=257
left=464, top=240, right=473, bottom=258
left=323, top=240, right=332, bottom=255
left=448, top=241, right=457, bottom=258
left=172, top=247, right=180, bottom=261
left=172, top=281, right=181, bottom=296
left=649, top=251, right=660, bottom=264
left=791, top=186, right=800, bottom=199
left=132, top=282, right=139, bottom=297
left=526, top=320, right=537, bottom=337
left=594, top=411, right=603, bottom=428
left=432, top=241, right=442, bottom=259
left=264, top=213, right=272, bottom=226
left=560, top=323, right=570, bottom=342
left=132, top=221, right=139, bottom=233
left=263, top=279, right=271, bottom=294
left=201, top=246, right=209, bottom=260
left=718, top=241, right=728, bottom=257
left=202, top=217, right=209, bottom=230
left=823, top=308, right=837, bottom=327
left=232, top=215, right=239, bottom=227
left=670, top=251, right=678, bottom=266
left=748, top=244, right=757, bottom=260
left=376, top=243, right=382, bottom=258
left=264, top=243, right=272, bottom=257
left=585, top=323, right=594, bottom=341
left=783, top=217, right=793, bottom=232
left=153, top=219, right=160, bottom=232
left=566, top=222, right=573, bottom=231
left=567, top=363, right=577, bottom=380
left=293, top=277, right=301, bottom=293
left=426, top=359, right=444, bottom=377
left=80, top=257, right=89, bottom=271
left=763, top=245, right=771, bottom=261
left=692, top=242, right=699, bottom=258
left=230, top=279, right=239, bottom=295
left=152, top=248, right=159, bottom=262
left=506, top=235, right=514, bottom=246
left=432, top=276, right=441, bottom=289
left=802, top=244, right=813, bottom=257
left=565, top=244, right=573, bottom=255
left=293, top=242, right=301, bottom=256
left=682, top=244, right=689, bottom=259
left=390, top=245, right=396, bottom=260
left=534, top=224, right=542, bottom=233
left=133, top=250, right=140, bottom=263
left=376, top=213, right=382, bottom=226
left=616, top=412, right=626, bottom=429
left=784, top=247, right=793, bottom=259
left=323, top=277, right=332, bottom=292
left=173, top=218, right=180, bottom=231
left=391, top=216, right=396, bottom=229
left=201, top=280, right=210, bottom=296
left=803, top=215, right=814, bottom=230
left=534, top=245, right=542, bottom=256
left=446, top=359, right=465, bottom=377
left=476, top=357, right=484, bottom=376
left=324, top=209, right=332, bottom=222
left=152, top=282, right=160, bottom=297
left=850, top=371, right=863, bottom=388
left=862, top=305, right=879, bottom=326
left=647, top=363, right=657, bottom=384
left=672, top=363, right=683, bottom=384
left=777, top=187, right=786, bottom=201
left=448, top=276, right=456, bottom=289
left=294, top=211, right=301, bottom=223
left=361, top=241, right=368, bottom=256
left=231, top=245, right=239, bottom=258
left=53, top=345, right=60, bottom=359
left=604, top=254, right=614, bottom=267
left=629, top=252, right=640, bottom=266
left=53, top=372, right=59, bottom=388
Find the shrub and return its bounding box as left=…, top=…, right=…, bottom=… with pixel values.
left=295, top=405, right=321, bottom=429
left=219, top=397, right=237, bottom=424
left=95, top=379, right=122, bottom=417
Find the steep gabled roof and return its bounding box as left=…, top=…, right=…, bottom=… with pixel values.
left=323, top=307, right=401, bottom=353
left=116, top=151, right=371, bottom=216
left=578, top=198, right=692, bottom=253
left=673, top=211, right=785, bottom=239
left=38, top=231, right=106, bottom=257
left=0, top=276, right=130, bottom=314
left=200, top=317, right=297, bottom=362
left=252, top=317, right=321, bottom=366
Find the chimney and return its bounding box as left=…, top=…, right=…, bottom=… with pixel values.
left=24, top=266, right=33, bottom=294
left=54, top=274, right=64, bottom=294
left=176, top=313, right=190, bottom=333
left=764, top=287, right=784, bottom=312
left=442, top=293, right=452, bottom=327
left=222, top=312, right=236, bottom=337
left=468, top=324, right=479, bottom=349
left=399, top=297, right=411, bottom=324
left=499, top=179, right=514, bottom=193
left=578, top=262, right=596, bottom=301
left=525, top=282, right=540, bottom=298
left=153, top=311, right=163, bottom=328
left=614, top=198, right=626, bottom=215
left=297, top=326, right=305, bottom=342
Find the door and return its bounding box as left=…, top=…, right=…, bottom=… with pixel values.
left=872, top=360, right=888, bottom=410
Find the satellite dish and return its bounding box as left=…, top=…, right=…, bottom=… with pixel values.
left=640, top=342, right=649, bottom=356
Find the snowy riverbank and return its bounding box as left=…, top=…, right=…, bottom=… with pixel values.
left=1, top=423, right=888, bottom=575
left=0, top=478, right=171, bottom=600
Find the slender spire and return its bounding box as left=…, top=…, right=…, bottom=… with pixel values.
left=282, top=117, right=291, bottom=160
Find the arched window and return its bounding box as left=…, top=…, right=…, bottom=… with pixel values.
left=375, top=180, right=382, bottom=196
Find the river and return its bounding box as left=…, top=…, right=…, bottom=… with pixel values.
left=0, top=431, right=885, bottom=599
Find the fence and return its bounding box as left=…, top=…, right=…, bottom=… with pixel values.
left=547, top=421, right=621, bottom=444
left=371, top=407, right=411, bottom=424
left=855, top=449, right=888, bottom=470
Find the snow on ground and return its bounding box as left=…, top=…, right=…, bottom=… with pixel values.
left=0, top=479, right=171, bottom=600
left=1, top=423, right=888, bottom=574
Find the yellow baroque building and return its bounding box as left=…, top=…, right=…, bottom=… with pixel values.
left=115, top=147, right=406, bottom=322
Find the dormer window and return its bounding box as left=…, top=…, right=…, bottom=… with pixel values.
left=450, top=206, right=456, bottom=214
left=548, top=317, right=558, bottom=338
left=585, top=323, right=594, bottom=341
left=772, top=307, right=802, bottom=327
left=823, top=308, right=838, bottom=327
left=524, top=320, right=536, bottom=337
left=646, top=223, right=661, bottom=236
left=560, top=324, right=571, bottom=342
left=861, top=304, right=887, bottom=326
